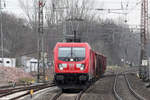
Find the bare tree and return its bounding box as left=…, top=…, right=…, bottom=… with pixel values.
left=16, top=0, right=140, bottom=65
left=18, top=0, right=38, bottom=29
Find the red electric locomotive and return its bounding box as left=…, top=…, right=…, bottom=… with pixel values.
left=53, top=42, right=106, bottom=89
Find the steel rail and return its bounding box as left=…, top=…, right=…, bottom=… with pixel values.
left=0, top=85, right=34, bottom=94
left=75, top=90, right=85, bottom=100
left=113, top=72, right=146, bottom=100
left=0, top=84, right=47, bottom=97
left=75, top=82, right=92, bottom=100
left=51, top=90, right=62, bottom=100
left=11, top=84, right=54, bottom=100
left=0, top=83, right=55, bottom=99
left=124, top=74, right=146, bottom=100
left=113, top=73, right=123, bottom=100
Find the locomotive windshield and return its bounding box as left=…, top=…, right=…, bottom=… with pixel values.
left=58, top=48, right=71, bottom=57
left=58, top=47, right=85, bottom=61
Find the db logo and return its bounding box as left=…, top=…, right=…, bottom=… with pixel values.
left=69, top=64, right=74, bottom=70
left=69, top=64, right=74, bottom=67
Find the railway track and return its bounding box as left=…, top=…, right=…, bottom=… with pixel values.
left=113, top=73, right=146, bottom=100
left=51, top=90, right=85, bottom=100
left=51, top=83, right=91, bottom=100
left=0, top=83, right=28, bottom=89
left=0, top=83, right=55, bottom=100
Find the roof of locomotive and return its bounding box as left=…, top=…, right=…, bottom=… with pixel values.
left=54, top=42, right=91, bottom=49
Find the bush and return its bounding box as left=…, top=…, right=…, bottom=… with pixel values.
left=18, top=77, right=34, bottom=84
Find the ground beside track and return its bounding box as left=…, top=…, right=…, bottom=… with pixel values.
left=18, top=87, right=59, bottom=100
left=81, top=75, right=115, bottom=100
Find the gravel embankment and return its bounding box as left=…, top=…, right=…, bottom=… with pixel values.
left=0, top=67, right=32, bottom=83
left=81, top=75, right=116, bottom=100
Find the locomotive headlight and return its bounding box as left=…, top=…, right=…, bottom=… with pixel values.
left=58, top=64, right=67, bottom=70
left=59, top=64, right=63, bottom=70
left=62, top=64, right=67, bottom=68
left=80, top=64, right=85, bottom=70
left=76, top=64, right=85, bottom=70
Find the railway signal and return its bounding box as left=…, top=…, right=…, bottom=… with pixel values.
left=139, top=0, right=149, bottom=80
left=30, top=89, right=34, bottom=98
left=37, top=0, right=46, bottom=83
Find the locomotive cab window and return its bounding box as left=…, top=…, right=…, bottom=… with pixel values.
left=58, top=47, right=85, bottom=61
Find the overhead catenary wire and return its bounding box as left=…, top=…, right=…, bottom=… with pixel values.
left=95, top=0, right=141, bottom=15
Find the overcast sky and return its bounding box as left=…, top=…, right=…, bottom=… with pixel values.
left=3, top=0, right=141, bottom=26
left=94, top=0, right=141, bottom=26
